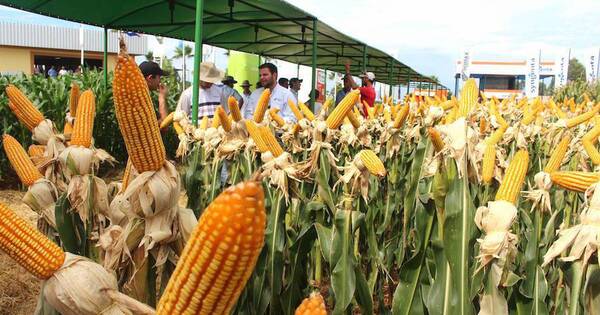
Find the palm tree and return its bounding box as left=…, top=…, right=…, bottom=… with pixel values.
left=174, top=44, right=193, bottom=90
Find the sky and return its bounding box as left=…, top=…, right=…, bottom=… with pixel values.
left=1, top=0, right=600, bottom=92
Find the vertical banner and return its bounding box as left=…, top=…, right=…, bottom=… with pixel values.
left=555, top=51, right=570, bottom=88
left=460, top=51, right=471, bottom=82
left=586, top=49, right=599, bottom=82
left=525, top=55, right=540, bottom=98
left=316, top=69, right=325, bottom=102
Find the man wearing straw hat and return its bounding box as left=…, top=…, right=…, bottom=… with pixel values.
left=239, top=80, right=252, bottom=110
left=176, top=62, right=227, bottom=119
left=221, top=75, right=244, bottom=108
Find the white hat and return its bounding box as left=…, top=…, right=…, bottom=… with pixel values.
left=199, top=62, right=224, bottom=84
left=359, top=72, right=376, bottom=81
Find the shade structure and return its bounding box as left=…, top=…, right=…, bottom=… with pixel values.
left=0, top=0, right=443, bottom=87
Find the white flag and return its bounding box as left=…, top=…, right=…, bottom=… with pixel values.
left=460, top=51, right=471, bottom=82
left=525, top=56, right=540, bottom=98
left=555, top=52, right=570, bottom=88
left=585, top=49, right=599, bottom=82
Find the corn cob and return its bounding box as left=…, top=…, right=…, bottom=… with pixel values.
left=260, top=126, right=284, bottom=157
left=384, top=108, right=392, bottom=123
left=582, top=125, right=600, bottom=165
left=173, top=121, right=184, bottom=135
left=113, top=43, right=166, bottom=172
left=326, top=90, right=360, bottom=129
left=374, top=103, right=383, bottom=116
left=160, top=112, right=174, bottom=129
left=428, top=128, right=444, bottom=152
left=367, top=103, right=376, bottom=120
left=550, top=171, right=600, bottom=192
left=548, top=99, right=567, bottom=119
left=393, top=105, right=409, bottom=129
left=458, top=79, right=478, bottom=117
left=5, top=85, right=45, bottom=131
left=299, top=102, right=315, bottom=121
left=28, top=144, right=45, bottom=158
left=70, top=90, right=95, bottom=148
left=544, top=135, right=571, bottom=173
left=216, top=106, right=231, bottom=132
left=569, top=98, right=576, bottom=113
left=121, top=158, right=133, bottom=192
left=156, top=181, right=265, bottom=315
left=391, top=104, right=399, bottom=119
left=346, top=111, right=360, bottom=129
left=479, top=116, right=488, bottom=134
left=253, top=88, right=271, bottom=123
left=228, top=96, right=243, bottom=122
left=245, top=121, right=269, bottom=153
left=564, top=103, right=600, bottom=128
left=69, top=82, right=80, bottom=116
left=211, top=113, right=221, bottom=129
left=269, top=108, right=285, bottom=127
left=485, top=125, right=507, bottom=145
left=287, top=99, right=305, bottom=121
left=199, top=116, right=209, bottom=130
left=3, top=134, right=43, bottom=186
left=482, top=143, right=496, bottom=184
left=63, top=121, right=73, bottom=135
left=358, top=149, right=386, bottom=177
left=295, top=292, right=327, bottom=315
left=495, top=149, right=529, bottom=204
left=0, top=202, right=65, bottom=279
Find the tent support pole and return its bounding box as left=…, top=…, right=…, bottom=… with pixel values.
left=387, top=59, right=392, bottom=97
left=362, top=45, right=367, bottom=73
left=324, top=68, right=327, bottom=99
left=311, top=18, right=317, bottom=111
left=103, top=27, right=108, bottom=88
left=406, top=72, right=411, bottom=95
left=191, top=0, right=204, bottom=127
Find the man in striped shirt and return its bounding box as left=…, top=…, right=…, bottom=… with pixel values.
left=176, top=62, right=227, bottom=119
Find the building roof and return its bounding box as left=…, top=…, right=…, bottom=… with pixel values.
left=0, top=22, right=147, bottom=55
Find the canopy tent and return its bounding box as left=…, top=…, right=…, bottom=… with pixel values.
left=1, top=0, right=446, bottom=124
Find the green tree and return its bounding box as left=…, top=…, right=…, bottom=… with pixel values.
left=145, top=51, right=155, bottom=62
left=173, top=45, right=193, bottom=90
left=568, top=58, right=586, bottom=82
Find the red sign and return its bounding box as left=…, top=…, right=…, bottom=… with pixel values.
left=316, top=69, right=325, bottom=102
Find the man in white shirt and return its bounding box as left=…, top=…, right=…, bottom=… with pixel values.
left=240, top=80, right=252, bottom=111
left=176, top=62, right=226, bottom=119
left=243, top=63, right=297, bottom=123
left=289, top=77, right=302, bottom=104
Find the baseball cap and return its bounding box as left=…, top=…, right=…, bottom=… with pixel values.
left=359, top=72, right=376, bottom=81
left=139, top=61, right=167, bottom=77
left=290, top=77, right=303, bottom=84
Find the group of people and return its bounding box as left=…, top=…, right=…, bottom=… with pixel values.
left=138, top=58, right=378, bottom=127
left=35, top=65, right=82, bottom=78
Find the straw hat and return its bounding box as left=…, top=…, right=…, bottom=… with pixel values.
left=199, top=62, right=224, bottom=84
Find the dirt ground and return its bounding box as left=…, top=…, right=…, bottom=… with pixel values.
left=0, top=190, right=39, bottom=315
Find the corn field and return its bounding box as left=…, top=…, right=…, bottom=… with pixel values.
left=3, top=40, right=600, bottom=315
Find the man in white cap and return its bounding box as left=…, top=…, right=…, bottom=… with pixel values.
left=176, top=62, right=227, bottom=119
left=244, top=62, right=296, bottom=122
left=344, top=61, right=376, bottom=118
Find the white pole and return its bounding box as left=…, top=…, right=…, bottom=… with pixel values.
left=183, top=45, right=187, bottom=91
left=79, top=25, right=84, bottom=67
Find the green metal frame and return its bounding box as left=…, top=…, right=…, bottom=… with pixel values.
left=191, top=0, right=205, bottom=126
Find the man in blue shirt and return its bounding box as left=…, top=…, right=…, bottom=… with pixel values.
left=335, top=75, right=352, bottom=105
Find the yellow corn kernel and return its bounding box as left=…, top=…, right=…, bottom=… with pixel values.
left=245, top=121, right=268, bottom=153
left=113, top=42, right=166, bottom=172
left=393, top=105, right=409, bottom=129
left=458, top=79, right=478, bottom=117
left=495, top=149, right=529, bottom=204
left=428, top=127, right=444, bottom=153
left=485, top=125, right=507, bottom=145
left=564, top=103, right=600, bottom=128
left=5, top=85, right=45, bottom=131
left=3, top=134, right=43, bottom=186
left=253, top=88, right=271, bottom=123
left=299, top=102, right=315, bottom=121
left=216, top=106, right=231, bottom=132
left=582, top=125, right=600, bottom=165
left=260, top=126, right=284, bottom=157
left=269, top=108, right=285, bottom=127
left=326, top=90, right=360, bottom=129
left=550, top=171, right=600, bottom=193
left=28, top=144, right=45, bottom=158
left=69, top=82, right=80, bottom=116
left=544, top=135, right=571, bottom=173
left=70, top=90, right=96, bottom=148
left=0, top=203, right=65, bottom=280
left=295, top=292, right=327, bottom=315
left=228, top=96, right=243, bottom=122
left=287, top=99, right=305, bottom=121
left=156, top=181, right=266, bottom=315
left=160, top=112, right=174, bottom=130
left=346, top=110, right=360, bottom=129
left=482, top=143, right=496, bottom=184
left=199, top=116, right=209, bottom=130
left=358, top=149, right=386, bottom=177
